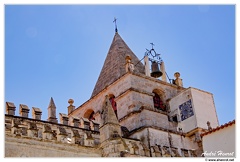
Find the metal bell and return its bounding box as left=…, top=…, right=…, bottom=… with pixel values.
left=151, top=61, right=163, bottom=78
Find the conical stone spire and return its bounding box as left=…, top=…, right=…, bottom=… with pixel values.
left=91, top=33, right=145, bottom=97
left=48, top=97, right=56, bottom=108
left=47, top=97, right=58, bottom=123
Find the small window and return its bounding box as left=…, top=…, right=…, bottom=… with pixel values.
left=172, top=115, right=178, bottom=122
left=153, top=92, right=166, bottom=111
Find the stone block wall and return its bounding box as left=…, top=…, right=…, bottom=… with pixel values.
left=130, top=74, right=183, bottom=101
left=71, top=73, right=184, bottom=128
left=129, top=127, right=201, bottom=157
left=5, top=115, right=100, bottom=144
left=5, top=101, right=101, bottom=157
left=5, top=135, right=101, bottom=157
left=100, top=137, right=150, bottom=157
left=119, top=107, right=178, bottom=132
left=71, top=74, right=132, bottom=124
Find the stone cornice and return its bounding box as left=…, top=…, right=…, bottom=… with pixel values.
left=129, top=125, right=185, bottom=136
left=119, top=105, right=168, bottom=122
left=116, top=87, right=153, bottom=101
left=168, top=87, right=213, bottom=103
left=131, top=71, right=186, bottom=90
left=99, top=122, right=121, bottom=129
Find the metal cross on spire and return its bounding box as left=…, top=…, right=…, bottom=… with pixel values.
left=113, top=17, right=118, bottom=33
left=150, top=43, right=155, bottom=50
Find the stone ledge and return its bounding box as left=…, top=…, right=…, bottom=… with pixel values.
left=116, top=87, right=153, bottom=101
left=129, top=125, right=185, bottom=136
left=119, top=105, right=168, bottom=122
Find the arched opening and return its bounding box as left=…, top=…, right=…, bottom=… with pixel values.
left=152, top=90, right=166, bottom=111
left=109, top=94, right=118, bottom=118
left=83, top=109, right=95, bottom=121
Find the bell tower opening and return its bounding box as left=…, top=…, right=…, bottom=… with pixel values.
left=152, top=90, right=166, bottom=111
left=83, top=109, right=95, bottom=121
left=109, top=94, right=118, bottom=119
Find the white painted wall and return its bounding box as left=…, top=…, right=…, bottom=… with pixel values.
left=191, top=88, right=219, bottom=129
left=169, top=87, right=219, bottom=133
left=169, top=88, right=197, bottom=133
left=202, top=124, right=235, bottom=157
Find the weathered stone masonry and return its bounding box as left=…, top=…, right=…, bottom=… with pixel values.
left=5, top=32, right=219, bottom=157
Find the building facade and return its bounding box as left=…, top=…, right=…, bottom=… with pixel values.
left=201, top=120, right=235, bottom=157
left=5, top=31, right=222, bottom=157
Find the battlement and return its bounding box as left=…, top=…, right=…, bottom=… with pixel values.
left=5, top=101, right=100, bottom=147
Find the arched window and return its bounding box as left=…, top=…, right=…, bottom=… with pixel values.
left=89, top=111, right=95, bottom=121
left=109, top=95, right=118, bottom=118
left=153, top=92, right=166, bottom=111
left=84, top=109, right=95, bottom=121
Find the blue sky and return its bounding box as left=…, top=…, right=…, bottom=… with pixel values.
left=4, top=4, right=235, bottom=125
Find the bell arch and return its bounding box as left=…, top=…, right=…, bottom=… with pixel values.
left=108, top=93, right=118, bottom=119
left=83, top=109, right=95, bottom=121
left=152, top=89, right=166, bottom=111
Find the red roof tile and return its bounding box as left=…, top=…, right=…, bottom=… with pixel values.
left=201, top=120, right=235, bottom=137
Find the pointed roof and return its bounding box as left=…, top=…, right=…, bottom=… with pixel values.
left=102, top=95, right=119, bottom=125
left=48, top=97, right=56, bottom=109
left=91, top=33, right=145, bottom=97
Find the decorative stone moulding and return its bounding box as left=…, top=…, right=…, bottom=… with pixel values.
left=57, top=127, right=68, bottom=142
left=43, top=124, right=53, bottom=140
left=28, top=122, right=38, bottom=138
left=68, top=99, right=75, bottom=114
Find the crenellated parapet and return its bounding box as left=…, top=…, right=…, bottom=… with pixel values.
left=5, top=101, right=100, bottom=148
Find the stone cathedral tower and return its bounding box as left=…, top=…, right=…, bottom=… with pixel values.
left=5, top=28, right=219, bottom=157
left=69, top=30, right=219, bottom=157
